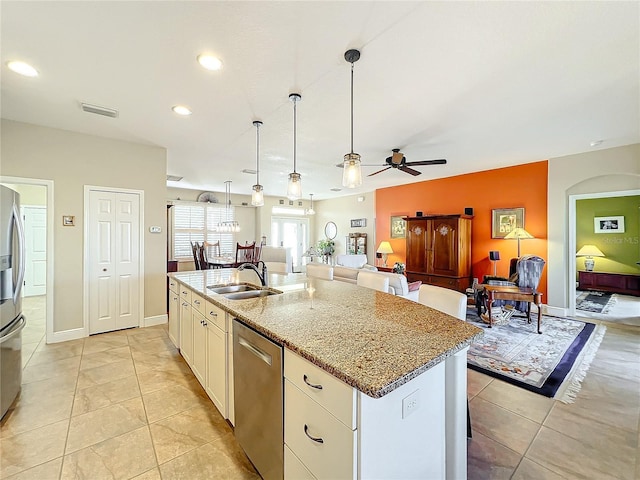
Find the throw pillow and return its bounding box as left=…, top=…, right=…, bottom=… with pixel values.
left=408, top=281, right=422, bottom=292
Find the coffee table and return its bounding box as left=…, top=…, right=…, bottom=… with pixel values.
left=481, top=285, right=543, bottom=334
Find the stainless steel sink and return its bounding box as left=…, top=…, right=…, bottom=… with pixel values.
left=223, top=289, right=280, bottom=300
left=207, top=284, right=259, bottom=294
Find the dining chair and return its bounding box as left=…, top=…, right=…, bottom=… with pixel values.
left=191, top=241, right=202, bottom=270
left=234, top=242, right=256, bottom=267
left=357, top=271, right=389, bottom=293
left=417, top=284, right=473, bottom=440
left=205, top=240, right=221, bottom=258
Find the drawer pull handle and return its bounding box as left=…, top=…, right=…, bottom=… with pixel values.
left=209, top=311, right=218, bottom=317
left=304, top=424, right=324, bottom=444
left=303, top=374, right=323, bottom=390
left=182, top=302, right=188, bottom=307
left=194, top=300, right=200, bottom=305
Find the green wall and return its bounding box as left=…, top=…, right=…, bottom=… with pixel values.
left=576, top=195, right=640, bottom=274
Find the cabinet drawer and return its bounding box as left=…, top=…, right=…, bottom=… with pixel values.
left=192, top=292, right=206, bottom=315
left=285, top=445, right=316, bottom=480
left=205, top=301, right=226, bottom=332
left=179, top=285, right=192, bottom=303
left=168, top=278, right=179, bottom=293
left=284, top=349, right=356, bottom=429
left=285, top=380, right=356, bottom=480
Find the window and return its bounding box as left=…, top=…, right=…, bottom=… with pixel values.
left=172, top=202, right=237, bottom=259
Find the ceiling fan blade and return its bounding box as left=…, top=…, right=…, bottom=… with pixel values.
left=405, top=159, right=447, bottom=166
left=368, top=167, right=391, bottom=177
left=398, top=165, right=422, bottom=176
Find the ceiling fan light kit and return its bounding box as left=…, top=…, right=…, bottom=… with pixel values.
left=251, top=120, right=264, bottom=206
left=287, top=93, right=302, bottom=200
left=342, top=49, right=363, bottom=189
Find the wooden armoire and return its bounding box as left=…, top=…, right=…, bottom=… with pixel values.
left=405, top=214, right=472, bottom=292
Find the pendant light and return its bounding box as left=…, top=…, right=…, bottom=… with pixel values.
left=251, top=120, right=264, bottom=206
left=342, top=49, right=363, bottom=188
left=218, top=181, right=240, bottom=232
left=287, top=93, right=302, bottom=200
left=305, top=193, right=315, bottom=215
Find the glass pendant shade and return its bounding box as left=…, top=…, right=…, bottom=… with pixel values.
left=305, top=194, right=316, bottom=215
left=251, top=184, right=264, bottom=206
left=287, top=172, right=302, bottom=200
left=342, top=152, right=362, bottom=188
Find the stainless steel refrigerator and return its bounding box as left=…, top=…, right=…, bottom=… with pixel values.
left=1, top=185, right=26, bottom=419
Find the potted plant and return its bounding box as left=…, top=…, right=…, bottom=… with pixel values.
left=317, top=239, right=335, bottom=256
left=392, top=262, right=406, bottom=275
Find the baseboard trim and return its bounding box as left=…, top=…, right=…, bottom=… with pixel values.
left=50, top=327, right=86, bottom=344
left=144, top=314, right=168, bottom=327
left=544, top=305, right=568, bottom=318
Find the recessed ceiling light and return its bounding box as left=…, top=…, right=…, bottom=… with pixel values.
left=197, top=54, right=223, bottom=71
left=7, top=60, right=38, bottom=77
left=172, top=105, right=192, bottom=116
left=590, top=140, right=603, bottom=147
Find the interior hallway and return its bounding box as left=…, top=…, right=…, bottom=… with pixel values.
left=1, top=297, right=639, bottom=479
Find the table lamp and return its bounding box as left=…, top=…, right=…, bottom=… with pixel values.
left=576, top=244, right=605, bottom=271
left=504, top=228, right=534, bottom=257
left=376, top=241, right=393, bottom=267
left=489, top=250, right=500, bottom=276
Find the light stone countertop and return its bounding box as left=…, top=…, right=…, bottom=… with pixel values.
left=170, top=268, right=483, bottom=398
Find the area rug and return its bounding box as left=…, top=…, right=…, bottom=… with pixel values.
left=466, top=308, right=606, bottom=403
left=576, top=290, right=616, bottom=314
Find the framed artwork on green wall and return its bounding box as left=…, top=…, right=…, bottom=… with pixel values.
left=594, top=216, right=625, bottom=233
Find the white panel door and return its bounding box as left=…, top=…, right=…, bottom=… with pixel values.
left=22, top=206, right=47, bottom=297
left=88, top=190, right=140, bottom=334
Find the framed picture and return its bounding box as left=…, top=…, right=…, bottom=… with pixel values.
left=350, top=218, right=366, bottom=228
left=62, top=215, right=75, bottom=226
left=491, top=208, right=524, bottom=239
left=594, top=216, right=625, bottom=233
left=390, top=215, right=406, bottom=239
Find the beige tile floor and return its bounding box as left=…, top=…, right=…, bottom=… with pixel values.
left=2, top=296, right=639, bottom=479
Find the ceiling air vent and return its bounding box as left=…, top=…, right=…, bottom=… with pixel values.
left=81, top=102, right=119, bottom=118
left=166, top=175, right=183, bottom=182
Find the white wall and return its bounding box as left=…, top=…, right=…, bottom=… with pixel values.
left=1, top=120, right=167, bottom=334
left=314, top=192, right=376, bottom=265
left=547, top=143, right=640, bottom=310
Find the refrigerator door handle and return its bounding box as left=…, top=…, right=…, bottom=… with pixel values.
left=11, top=203, right=26, bottom=304
left=0, top=315, right=25, bottom=344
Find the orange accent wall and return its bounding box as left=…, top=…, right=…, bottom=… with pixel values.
left=375, top=161, right=548, bottom=298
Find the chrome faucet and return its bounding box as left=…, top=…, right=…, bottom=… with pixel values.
left=237, top=261, right=268, bottom=287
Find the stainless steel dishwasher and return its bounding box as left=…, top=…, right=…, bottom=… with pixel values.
left=233, top=319, right=283, bottom=480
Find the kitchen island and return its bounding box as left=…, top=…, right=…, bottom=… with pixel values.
left=169, top=268, right=482, bottom=479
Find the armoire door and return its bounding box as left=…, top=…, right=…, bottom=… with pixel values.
left=406, top=219, right=428, bottom=272
left=428, top=217, right=459, bottom=277
left=88, top=190, right=141, bottom=334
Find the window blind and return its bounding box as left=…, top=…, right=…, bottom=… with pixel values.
left=172, top=203, right=237, bottom=259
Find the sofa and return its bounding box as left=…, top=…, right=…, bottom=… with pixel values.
left=309, top=263, right=419, bottom=301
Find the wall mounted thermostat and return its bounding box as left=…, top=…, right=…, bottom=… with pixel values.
left=149, top=226, right=162, bottom=233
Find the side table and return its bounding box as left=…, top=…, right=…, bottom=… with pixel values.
left=481, top=285, right=543, bottom=334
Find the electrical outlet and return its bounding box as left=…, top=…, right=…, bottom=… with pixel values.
left=402, top=390, right=420, bottom=419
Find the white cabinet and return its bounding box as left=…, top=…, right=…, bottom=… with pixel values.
left=168, top=279, right=180, bottom=348
left=192, top=310, right=207, bottom=385
left=284, top=350, right=357, bottom=479
left=179, top=300, right=193, bottom=365
left=205, top=301, right=227, bottom=416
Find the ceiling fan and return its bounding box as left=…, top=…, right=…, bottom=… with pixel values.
left=337, top=149, right=447, bottom=177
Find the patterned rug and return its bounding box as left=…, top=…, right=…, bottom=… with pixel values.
left=576, top=290, right=616, bottom=313
left=466, top=308, right=606, bottom=403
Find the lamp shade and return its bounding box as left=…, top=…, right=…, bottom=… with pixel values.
left=576, top=245, right=605, bottom=257
left=504, top=228, right=534, bottom=240
left=376, top=241, right=393, bottom=254
left=489, top=250, right=501, bottom=261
